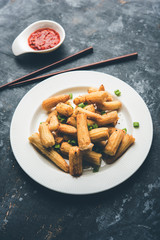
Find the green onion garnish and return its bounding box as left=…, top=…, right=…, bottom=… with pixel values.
left=68, top=139, right=77, bottom=146
left=57, top=115, right=67, bottom=123
left=78, top=102, right=88, bottom=108
left=92, top=123, right=98, bottom=129
left=101, top=111, right=106, bottom=115
left=69, top=93, right=73, bottom=99
left=133, top=122, right=139, bottom=128
left=78, top=103, right=85, bottom=108
left=54, top=144, right=60, bottom=149
left=122, top=128, right=127, bottom=133
left=114, top=89, right=121, bottom=96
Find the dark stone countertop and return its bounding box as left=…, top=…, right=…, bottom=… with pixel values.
left=0, top=0, right=160, bottom=239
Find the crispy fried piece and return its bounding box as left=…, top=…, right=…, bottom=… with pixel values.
left=29, top=133, right=69, bottom=172
left=96, top=111, right=118, bottom=126
left=106, top=134, right=135, bottom=164
left=69, top=146, right=82, bottom=176
left=39, top=122, right=55, bottom=148
left=77, top=113, right=94, bottom=151
left=42, top=94, right=70, bottom=111
left=103, top=129, right=125, bottom=156
left=66, top=116, right=77, bottom=128
left=60, top=142, right=101, bottom=166
left=75, top=107, right=102, bottom=121
left=89, top=128, right=109, bottom=142
left=73, top=91, right=108, bottom=105
left=56, top=103, right=73, bottom=117
left=58, top=124, right=77, bottom=136
left=84, top=104, right=95, bottom=113
left=97, top=101, right=122, bottom=111
left=98, top=84, right=105, bottom=91
left=88, top=87, right=98, bottom=93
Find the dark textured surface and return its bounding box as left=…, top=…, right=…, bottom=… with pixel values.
left=0, top=0, right=160, bottom=239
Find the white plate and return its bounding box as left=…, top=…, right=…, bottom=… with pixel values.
left=10, top=70, right=153, bottom=195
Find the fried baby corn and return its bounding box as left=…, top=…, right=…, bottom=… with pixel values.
left=58, top=124, right=77, bottom=136
left=89, top=128, right=109, bottom=142
left=48, top=114, right=59, bottom=131
left=97, top=101, right=122, bottom=111
left=60, top=142, right=102, bottom=166
left=39, top=122, right=55, bottom=148
left=28, top=133, right=69, bottom=172
left=77, top=113, right=94, bottom=151
left=103, top=129, right=125, bottom=156
left=42, top=94, right=70, bottom=111
left=69, top=146, right=82, bottom=176
left=84, top=104, right=95, bottom=112
left=56, top=103, right=73, bottom=117
left=96, top=111, right=118, bottom=126
left=106, top=134, right=135, bottom=164
left=74, top=91, right=108, bottom=105
left=75, top=107, right=102, bottom=121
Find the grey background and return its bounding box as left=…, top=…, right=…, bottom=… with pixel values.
left=0, top=0, right=160, bottom=239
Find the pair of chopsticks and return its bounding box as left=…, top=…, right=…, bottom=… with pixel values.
left=0, top=46, right=138, bottom=90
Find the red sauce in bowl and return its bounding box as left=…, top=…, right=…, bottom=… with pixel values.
left=28, top=28, right=60, bottom=51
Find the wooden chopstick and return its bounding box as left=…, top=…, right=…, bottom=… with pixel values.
left=0, top=46, right=93, bottom=90
left=9, top=52, right=138, bottom=88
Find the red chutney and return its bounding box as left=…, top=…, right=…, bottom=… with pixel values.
left=28, top=28, right=60, bottom=50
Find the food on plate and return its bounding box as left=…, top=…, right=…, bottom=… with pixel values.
left=29, top=84, right=135, bottom=176
left=28, top=133, right=69, bottom=172
left=42, top=94, right=70, bottom=111
left=106, top=134, right=135, bottom=164
left=69, top=146, right=82, bottom=176
left=103, top=129, right=125, bottom=156
left=77, top=113, right=94, bottom=151
left=39, top=122, right=55, bottom=148
left=56, top=102, right=73, bottom=117
left=97, top=100, right=122, bottom=111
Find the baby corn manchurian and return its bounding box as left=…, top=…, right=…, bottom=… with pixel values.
left=88, top=87, right=98, bottom=93
left=28, top=133, right=69, bottom=172
left=77, top=113, right=94, bottom=151
left=39, top=122, right=55, bottom=148
left=99, top=84, right=105, bottom=91
left=89, top=128, right=109, bottom=142
left=56, top=103, right=73, bottom=117
left=84, top=104, right=95, bottom=112
left=42, top=94, right=70, bottom=111
left=66, top=116, right=77, bottom=128
left=75, top=107, right=102, bottom=121
left=73, top=91, right=108, bottom=105
left=60, top=142, right=101, bottom=166
left=106, top=134, right=135, bottom=164
left=58, top=124, right=77, bottom=136
left=87, top=84, right=105, bottom=93
left=103, top=129, right=125, bottom=156
left=66, top=116, right=95, bottom=128
left=96, top=111, right=118, bottom=126
left=85, top=91, right=108, bottom=104
left=108, top=127, right=117, bottom=136
left=47, top=113, right=59, bottom=131
left=46, top=109, right=57, bottom=123
left=69, top=146, right=82, bottom=176
left=97, top=101, right=122, bottom=111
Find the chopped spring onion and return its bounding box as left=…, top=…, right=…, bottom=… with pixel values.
left=133, top=122, right=139, bottom=128
left=78, top=102, right=88, bottom=108
left=122, top=128, right=127, bottom=133
left=69, top=93, right=73, bottom=99
left=114, top=89, right=121, bottom=96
